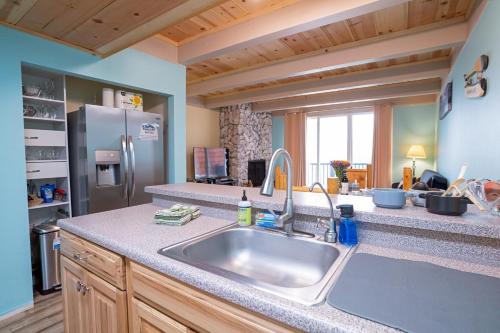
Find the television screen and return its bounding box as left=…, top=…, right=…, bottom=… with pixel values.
left=207, top=148, right=228, bottom=178
left=193, top=147, right=207, bottom=179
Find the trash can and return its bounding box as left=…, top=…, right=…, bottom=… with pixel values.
left=32, top=223, right=61, bottom=294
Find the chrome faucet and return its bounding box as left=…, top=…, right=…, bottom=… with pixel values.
left=309, top=182, right=337, bottom=243
left=260, top=148, right=294, bottom=234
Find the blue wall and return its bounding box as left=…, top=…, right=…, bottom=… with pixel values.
left=272, top=115, right=285, bottom=152
left=0, top=26, right=186, bottom=316
left=437, top=1, right=500, bottom=180
left=392, top=104, right=438, bottom=182
left=271, top=115, right=285, bottom=168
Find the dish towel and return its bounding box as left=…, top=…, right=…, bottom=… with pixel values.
left=154, top=204, right=201, bottom=226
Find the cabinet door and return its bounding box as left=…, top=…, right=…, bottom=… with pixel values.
left=131, top=298, right=191, bottom=333
left=86, top=270, right=128, bottom=333
left=61, top=256, right=90, bottom=333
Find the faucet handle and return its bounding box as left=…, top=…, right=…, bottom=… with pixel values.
left=316, top=217, right=330, bottom=229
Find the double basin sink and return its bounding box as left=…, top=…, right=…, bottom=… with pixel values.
left=158, top=225, right=353, bottom=305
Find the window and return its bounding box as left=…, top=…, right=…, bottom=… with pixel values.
left=306, top=111, right=374, bottom=185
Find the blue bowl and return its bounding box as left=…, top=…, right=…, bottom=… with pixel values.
left=372, top=188, right=409, bottom=209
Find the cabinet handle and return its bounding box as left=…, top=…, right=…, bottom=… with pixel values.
left=76, top=281, right=82, bottom=292
left=81, top=285, right=92, bottom=296
left=73, top=251, right=92, bottom=261
left=27, top=170, right=40, bottom=173
left=24, top=136, right=39, bottom=139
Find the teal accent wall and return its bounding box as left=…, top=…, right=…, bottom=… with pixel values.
left=272, top=115, right=285, bottom=168
left=392, top=104, right=438, bottom=183
left=0, top=26, right=186, bottom=316
left=272, top=115, right=285, bottom=152
left=438, top=1, right=500, bottom=180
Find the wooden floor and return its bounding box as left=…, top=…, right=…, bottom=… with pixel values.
left=0, top=292, right=63, bottom=333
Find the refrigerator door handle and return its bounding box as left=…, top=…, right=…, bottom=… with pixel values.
left=121, top=135, right=128, bottom=199
left=128, top=135, right=136, bottom=198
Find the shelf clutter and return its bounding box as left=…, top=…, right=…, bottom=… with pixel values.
left=22, top=65, right=72, bottom=224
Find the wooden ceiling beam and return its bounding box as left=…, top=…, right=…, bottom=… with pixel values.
left=188, top=22, right=467, bottom=96
left=205, top=57, right=450, bottom=108
left=302, top=95, right=439, bottom=114
left=252, top=79, right=442, bottom=112
left=132, top=35, right=178, bottom=64
left=96, top=0, right=226, bottom=57
left=273, top=95, right=438, bottom=115
left=177, top=0, right=409, bottom=65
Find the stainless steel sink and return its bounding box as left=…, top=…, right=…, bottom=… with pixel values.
left=158, top=225, right=353, bottom=305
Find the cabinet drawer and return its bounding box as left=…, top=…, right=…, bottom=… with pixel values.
left=24, top=129, right=66, bottom=146
left=26, top=161, right=67, bottom=179
left=127, top=261, right=298, bottom=333
left=131, top=298, right=191, bottom=333
left=61, top=231, right=125, bottom=290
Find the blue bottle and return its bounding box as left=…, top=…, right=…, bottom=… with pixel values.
left=337, top=204, right=358, bottom=246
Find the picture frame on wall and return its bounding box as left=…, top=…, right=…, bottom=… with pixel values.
left=439, top=82, right=453, bottom=120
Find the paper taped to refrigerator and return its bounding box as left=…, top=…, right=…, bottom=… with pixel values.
left=139, top=123, right=159, bottom=141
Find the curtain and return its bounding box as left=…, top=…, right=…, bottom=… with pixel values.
left=372, top=104, right=393, bottom=188
left=284, top=111, right=306, bottom=186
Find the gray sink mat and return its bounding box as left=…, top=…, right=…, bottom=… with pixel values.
left=327, top=253, right=500, bottom=333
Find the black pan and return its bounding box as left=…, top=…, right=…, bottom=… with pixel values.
left=426, top=193, right=469, bottom=216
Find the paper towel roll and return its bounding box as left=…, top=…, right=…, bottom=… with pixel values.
left=102, top=88, right=114, bottom=107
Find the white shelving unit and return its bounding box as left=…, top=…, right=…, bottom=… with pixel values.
left=28, top=200, right=70, bottom=210
left=22, top=65, right=72, bottom=225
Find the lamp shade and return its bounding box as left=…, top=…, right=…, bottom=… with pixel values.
left=407, top=145, right=426, bottom=159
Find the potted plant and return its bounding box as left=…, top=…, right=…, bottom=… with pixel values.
left=329, top=160, right=351, bottom=194
left=331, top=160, right=351, bottom=178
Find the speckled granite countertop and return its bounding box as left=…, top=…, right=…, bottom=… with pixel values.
left=146, top=183, right=500, bottom=239
left=58, top=203, right=500, bottom=333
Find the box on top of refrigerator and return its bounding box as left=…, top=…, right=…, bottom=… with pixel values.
left=115, top=90, right=143, bottom=111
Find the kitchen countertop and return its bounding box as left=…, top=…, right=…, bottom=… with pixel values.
left=146, top=183, right=500, bottom=239
left=58, top=202, right=500, bottom=333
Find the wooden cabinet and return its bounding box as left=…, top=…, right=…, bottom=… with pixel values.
left=61, top=251, right=127, bottom=333
left=62, top=232, right=297, bottom=333
left=61, top=256, right=90, bottom=333
left=87, top=271, right=128, bottom=333
left=131, top=298, right=194, bottom=333
left=60, top=230, right=126, bottom=289
left=127, top=261, right=298, bottom=333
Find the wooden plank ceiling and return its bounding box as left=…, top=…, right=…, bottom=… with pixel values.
left=0, top=0, right=476, bottom=106
left=160, top=0, right=299, bottom=44
left=0, top=0, right=225, bottom=54
left=204, top=49, right=452, bottom=98
left=183, top=0, right=474, bottom=93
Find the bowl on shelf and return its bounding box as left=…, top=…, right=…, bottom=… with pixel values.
left=370, top=188, right=415, bottom=209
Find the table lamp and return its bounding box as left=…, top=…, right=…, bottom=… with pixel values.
left=407, top=144, right=426, bottom=179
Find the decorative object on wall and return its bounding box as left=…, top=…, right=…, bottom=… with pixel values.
left=439, top=82, right=453, bottom=120
left=464, top=54, right=489, bottom=98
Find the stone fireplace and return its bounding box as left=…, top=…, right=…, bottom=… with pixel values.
left=220, top=103, right=272, bottom=185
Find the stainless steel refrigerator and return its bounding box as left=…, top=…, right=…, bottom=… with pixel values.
left=68, top=104, right=165, bottom=216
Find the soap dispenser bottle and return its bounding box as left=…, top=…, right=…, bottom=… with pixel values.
left=337, top=204, right=358, bottom=246
left=237, top=190, right=252, bottom=226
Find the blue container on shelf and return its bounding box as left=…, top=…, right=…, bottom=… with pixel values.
left=40, top=184, right=56, bottom=203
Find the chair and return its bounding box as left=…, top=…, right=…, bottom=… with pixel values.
left=274, top=166, right=287, bottom=190
left=274, top=166, right=322, bottom=192
left=345, top=164, right=373, bottom=189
